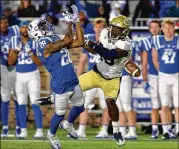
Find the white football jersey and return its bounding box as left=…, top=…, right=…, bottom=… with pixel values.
left=96, top=28, right=132, bottom=79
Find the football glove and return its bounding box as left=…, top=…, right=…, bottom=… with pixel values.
left=143, top=81, right=151, bottom=94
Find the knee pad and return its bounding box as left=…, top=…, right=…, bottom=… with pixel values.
left=16, top=93, right=28, bottom=105
left=99, top=99, right=107, bottom=109
left=123, top=104, right=132, bottom=112
left=55, top=108, right=67, bottom=116
left=29, top=92, right=40, bottom=105
left=116, top=98, right=123, bottom=112
left=151, top=97, right=160, bottom=109
left=1, top=88, right=11, bottom=102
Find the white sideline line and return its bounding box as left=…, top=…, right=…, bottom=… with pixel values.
left=1, top=140, right=85, bottom=143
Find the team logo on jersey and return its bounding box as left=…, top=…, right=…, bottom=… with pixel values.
left=124, top=19, right=130, bottom=26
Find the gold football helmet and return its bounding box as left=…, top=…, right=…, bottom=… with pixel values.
left=109, top=15, right=131, bottom=40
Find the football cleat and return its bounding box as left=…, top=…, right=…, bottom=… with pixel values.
left=46, top=130, right=61, bottom=149
left=168, top=129, right=176, bottom=139
left=67, top=130, right=86, bottom=138
left=1, top=129, right=8, bottom=138
left=151, top=129, right=159, bottom=139
left=113, top=132, right=125, bottom=146
left=59, top=120, right=78, bottom=139
left=34, top=130, right=44, bottom=139
left=95, top=130, right=108, bottom=138
left=19, top=129, right=28, bottom=139
left=124, top=131, right=137, bottom=140
left=161, top=133, right=169, bottom=139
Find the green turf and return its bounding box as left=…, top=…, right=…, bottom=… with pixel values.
left=1, top=128, right=178, bottom=149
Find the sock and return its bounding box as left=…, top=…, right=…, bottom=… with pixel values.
left=78, top=124, right=86, bottom=133
left=68, top=105, right=84, bottom=123
left=152, top=124, right=158, bottom=130
left=14, top=100, right=20, bottom=127
left=18, top=105, right=27, bottom=128
left=112, top=121, right=119, bottom=134
left=129, top=126, right=136, bottom=135
left=176, top=122, right=179, bottom=133
left=32, top=104, right=43, bottom=128
left=120, top=126, right=126, bottom=136
left=162, top=124, right=168, bottom=134
left=168, top=124, right=172, bottom=130
left=1, top=101, right=10, bottom=126
left=102, top=124, right=108, bottom=132
left=50, top=113, right=64, bottom=135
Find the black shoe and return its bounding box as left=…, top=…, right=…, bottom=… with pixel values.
left=161, top=133, right=169, bottom=139
left=113, top=132, right=125, bottom=146
left=37, top=95, right=54, bottom=105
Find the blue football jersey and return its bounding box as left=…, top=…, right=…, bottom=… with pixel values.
left=37, top=34, right=78, bottom=94
left=1, top=25, right=19, bottom=66
left=83, top=34, right=101, bottom=71
left=10, top=36, right=38, bottom=73
left=152, top=35, right=179, bottom=74
left=139, top=36, right=158, bottom=75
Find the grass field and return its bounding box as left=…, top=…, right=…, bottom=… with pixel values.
left=1, top=128, right=178, bottom=149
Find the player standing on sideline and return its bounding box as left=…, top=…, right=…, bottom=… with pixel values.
left=7, top=21, right=43, bottom=139
left=28, top=5, right=85, bottom=149
left=76, top=18, right=110, bottom=138
left=139, top=19, right=164, bottom=139
left=116, top=58, right=137, bottom=139
left=152, top=19, right=179, bottom=139
left=0, top=16, right=20, bottom=138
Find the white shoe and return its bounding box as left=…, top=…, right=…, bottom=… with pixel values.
left=19, top=129, right=28, bottom=139
left=95, top=130, right=108, bottom=138
left=46, top=130, right=61, bottom=149
left=67, top=130, right=86, bottom=138
left=59, top=120, right=78, bottom=139
left=34, top=130, right=44, bottom=138
left=124, top=131, right=137, bottom=140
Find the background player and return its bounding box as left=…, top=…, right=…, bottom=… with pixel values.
left=0, top=16, right=20, bottom=138
left=28, top=5, right=85, bottom=149
left=8, top=21, right=43, bottom=139
left=76, top=18, right=110, bottom=138
left=139, top=19, right=162, bottom=139
left=152, top=19, right=178, bottom=139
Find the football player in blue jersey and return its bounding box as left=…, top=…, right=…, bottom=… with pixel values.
left=76, top=18, right=110, bottom=138
left=139, top=19, right=162, bottom=139
left=152, top=19, right=179, bottom=139
left=7, top=21, right=43, bottom=139
left=0, top=16, right=20, bottom=138
left=28, top=5, right=85, bottom=149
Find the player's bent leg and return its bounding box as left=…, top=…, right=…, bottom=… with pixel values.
left=61, top=85, right=85, bottom=139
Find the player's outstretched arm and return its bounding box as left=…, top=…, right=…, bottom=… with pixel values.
left=43, top=35, right=73, bottom=58
left=85, top=40, right=128, bottom=60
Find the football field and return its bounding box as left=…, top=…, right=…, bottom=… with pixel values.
left=1, top=128, right=178, bottom=149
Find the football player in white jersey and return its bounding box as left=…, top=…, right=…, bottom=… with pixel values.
left=76, top=18, right=110, bottom=138
left=152, top=19, right=179, bottom=139
left=80, top=15, right=140, bottom=146
left=7, top=21, right=43, bottom=138
left=0, top=16, right=20, bottom=138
